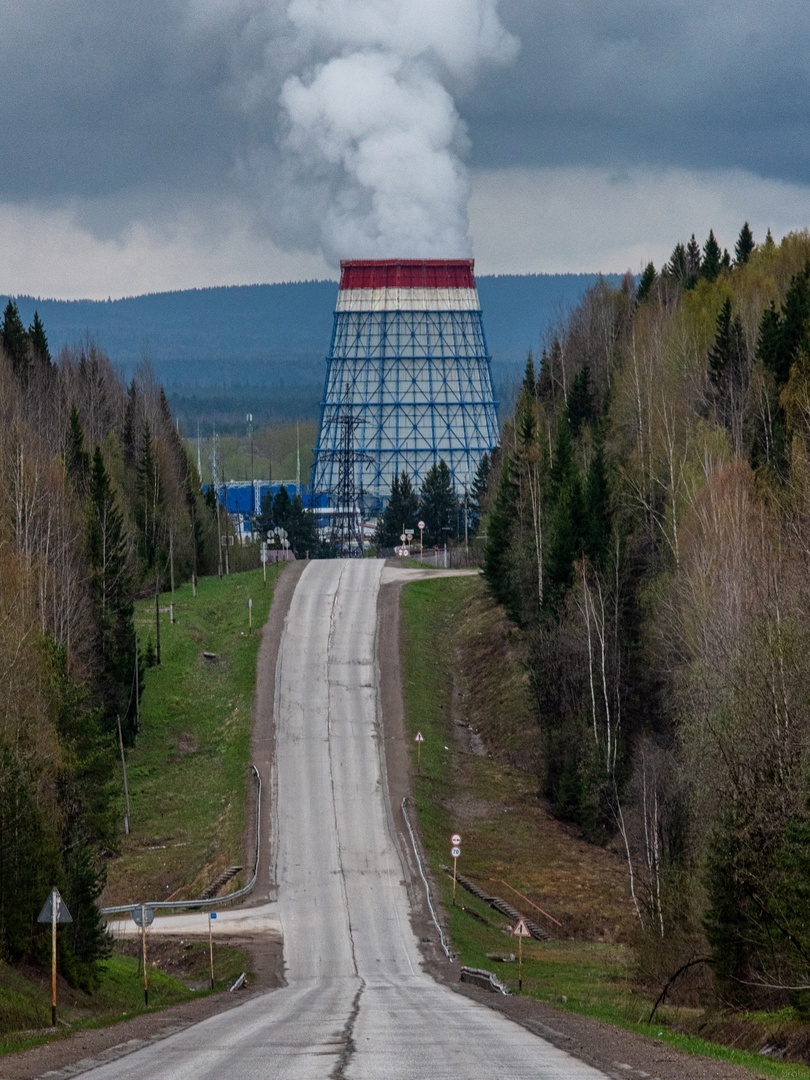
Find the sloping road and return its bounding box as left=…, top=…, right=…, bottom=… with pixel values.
left=79, top=559, right=607, bottom=1079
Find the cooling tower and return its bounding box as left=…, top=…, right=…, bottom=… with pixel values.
left=311, top=258, right=499, bottom=509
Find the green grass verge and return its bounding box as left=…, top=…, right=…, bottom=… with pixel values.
left=105, top=565, right=282, bottom=906
left=0, top=942, right=249, bottom=1055
left=400, top=575, right=810, bottom=1080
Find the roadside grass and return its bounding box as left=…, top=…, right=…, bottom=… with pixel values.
left=400, top=574, right=810, bottom=1080
left=0, top=941, right=249, bottom=1055
left=103, top=565, right=282, bottom=907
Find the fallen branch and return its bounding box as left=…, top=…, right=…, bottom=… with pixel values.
left=648, top=957, right=709, bottom=1024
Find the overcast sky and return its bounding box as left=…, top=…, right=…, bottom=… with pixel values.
left=2, top=0, right=809, bottom=299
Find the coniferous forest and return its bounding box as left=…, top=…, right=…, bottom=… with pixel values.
left=0, top=309, right=219, bottom=987
left=482, top=227, right=810, bottom=1004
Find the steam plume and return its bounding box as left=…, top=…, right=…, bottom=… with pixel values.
left=274, top=0, right=518, bottom=262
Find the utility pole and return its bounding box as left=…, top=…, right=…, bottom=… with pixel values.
left=169, top=528, right=176, bottom=624
left=116, top=715, right=131, bottom=834
left=247, top=413, right=254, bottom=522
left=223, top=492, right=230, bottom=576
left=154, top=572, right=161, bottom=665
left=134, top=641, right=140, bottom=734
left=296, top=422, right=301, bottom=491
left=464, top=488, right=469, bottom=558
left=212, top=429, right=224, bottom=578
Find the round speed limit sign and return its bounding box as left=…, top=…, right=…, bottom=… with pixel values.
left=451, top=845, right=461, bottom=858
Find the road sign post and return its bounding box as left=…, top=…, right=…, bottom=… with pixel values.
left=512, top=917, right=531, bottom=992
left=451, top=836, right=462, bottom=903
left=417, top=521, right=425, bottom=562
left=131, top=904, right=155, bottom=1004
left=415, top=730, right=424, bottom=773
left=38, top=888, right=72, bottom=1027
left=209, top=912, right=218, bottom=989
left=248, top=597, right=253, bottom=633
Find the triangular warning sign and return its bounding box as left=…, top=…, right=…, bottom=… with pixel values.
left=37, top=887, right=73, bottom=925
left=512, top=917, right=531, bottom=938
left=414, top=731, right=424, bottom=742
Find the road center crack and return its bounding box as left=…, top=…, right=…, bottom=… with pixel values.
left=330, top=981, right=365, bottom=1080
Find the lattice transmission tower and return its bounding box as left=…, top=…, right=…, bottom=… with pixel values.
left=315, top=387, right=367, bottom=556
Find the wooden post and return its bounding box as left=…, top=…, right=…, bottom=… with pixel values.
left=142, top=907, right=149, bottom=1006
left=209, top=915, right=215, bottom=990
left=51, top=895, right=57, bottom=1027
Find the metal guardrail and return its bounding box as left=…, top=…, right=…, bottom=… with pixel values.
left=401, top=797, right=452, bottom=959
left=459, top=966, right=510, bottom=995
left=101, top=765, right=262, bottom=917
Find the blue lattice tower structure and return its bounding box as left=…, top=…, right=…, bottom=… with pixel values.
left=311, top=259, right=499, bottom=512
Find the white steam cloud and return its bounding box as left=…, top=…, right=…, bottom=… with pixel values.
left=274, top=0, right=518, bottom=262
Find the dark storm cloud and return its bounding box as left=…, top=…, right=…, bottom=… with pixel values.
left=5, top=0, right=809, bottom=211
left=462, top=0, right=810, bottom=183
left=0, top=0, right=293, bottom=205
left=1, top=0, right=809, bottom=281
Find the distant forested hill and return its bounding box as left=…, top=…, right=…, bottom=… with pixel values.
left=3, top=274, right=622, bottom=428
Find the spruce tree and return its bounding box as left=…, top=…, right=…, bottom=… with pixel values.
left=584, top=434, right=611, bottom=566
left=636, top=262, right=656, bottom=303
left=701, top=230, right=722, bottom=282
left=377, top=472, right=418, bottom=548
left=256, top=491, right=274, bottom=539
left=270, top=486, right=292, bottom=540
left=288, top=493, right=318, bottom=556
left=708, top=298, right=746, bottom=430
left=686, top=234, right=702, bottom=286
left=28, top=311, right=51, bottom=365
left=135, top=421, right=160, bottom=568
left=756, top=301, right=782, bottom=380
left=1, top=299, right=29, bottom=377
left=468, top=452, right=491, bottom=535
left=66, top=405, right=91, bottom=496
left=122, top=381, right=139, bottom=470
left=418, top=460, right=458, bottom=546
left=566, top=364, right=595, bottom=436
left=88, top=447, right=138, bottom=741
left=483, top=457, right=520, bottom=618
left=544, top=469, right=587, bottom=611
left=734, top=222, right=755, bottom=265
left=708, top=298, right=734, bottom=390
left=548, top=416, right=574, bottom=505
left=666, top=243, right=687, bottom=283
left=522, top=351, right=537, bottom=397
left=777, top=262, right=810, bottom=384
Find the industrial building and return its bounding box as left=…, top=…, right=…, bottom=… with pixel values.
left=311, top=259, right=499, bottom=514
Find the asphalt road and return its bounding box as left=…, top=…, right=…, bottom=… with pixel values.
left=81, top=560, right=607, bottom=1079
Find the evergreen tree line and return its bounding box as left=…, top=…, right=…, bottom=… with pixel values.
left=0, top=302, right=219, bottom=986
left=481, top=226, right=810, bottom=1005
left=255, top=484, right=320, bottom=557
left=375, top=456, right=491, bottom=551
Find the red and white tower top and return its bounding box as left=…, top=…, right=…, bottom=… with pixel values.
left=336, top=258, right=480, bottom=312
